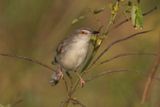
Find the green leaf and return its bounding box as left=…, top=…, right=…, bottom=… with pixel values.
left=110, top=1, right=120, bottom=24
left=93, top=7, right=105, bottom=14
left=96, top=38, right=102, bottom=48
left=78, top=16, right=85, bottom=20
left=71, top=18, right=79, bottom=24
left=131, top=5, right=143, bottom=29
left=71, top=16, right=85, bottom=25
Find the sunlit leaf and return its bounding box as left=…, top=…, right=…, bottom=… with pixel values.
left=96, top=38, right=102, bottom=48
left=131, top=5, right=143, bottom=29
left=110, top=1, right=120, bottom=24
left=71, top=16, right=86, bottom=24
left=93, top=7, right=105, bottom=14
left=111, top=1, right=119, bottom=15
left=91, top=35, right=104, bottom=49
left=71, top=18, right=79, bottom=24
left=78, top=16, right=85, bottom=20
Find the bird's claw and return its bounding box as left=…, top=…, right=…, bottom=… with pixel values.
left=80, top=78, right=85, bottom=87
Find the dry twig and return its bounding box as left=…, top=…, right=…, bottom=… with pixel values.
left=101, top=52, right=157, bottom=64
left=0, top=53, right=55, bottom=72
left=86, top=69, right=129, bottom=82
left=141, top=54, right=160, bottom=104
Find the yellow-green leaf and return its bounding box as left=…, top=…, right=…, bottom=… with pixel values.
left=71, top=16, right=85, bottom=25
left=93, top=7, right=105, bottom=14
left=96, top=38, right=102, bottom=47
left=71, top=18, right=79, bottom=24
left=131, top=5, right=143, bottom=29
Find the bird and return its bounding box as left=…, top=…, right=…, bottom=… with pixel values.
left=50, top=28, right=99, bottom=86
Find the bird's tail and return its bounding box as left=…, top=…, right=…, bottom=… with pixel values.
left=49, top=71, right=60, bottom=85
left=49, top=65, right=63, bottom=86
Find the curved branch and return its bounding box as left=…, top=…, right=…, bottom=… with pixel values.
left=92, top=29, right=153, bottom=65
left=0, top=53, right=55, bottom=72
left=86, top=69, right=129, bottom=82
left=141, top=53, right=160, bottom=104
left=70, top=98, right=86, bottom=107
left=101, top=52, right=157, bottom=64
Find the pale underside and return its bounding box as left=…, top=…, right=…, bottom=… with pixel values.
left=55, top=35, right=90, bottom=71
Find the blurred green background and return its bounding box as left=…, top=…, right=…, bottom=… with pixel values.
left=0, top=0, right=160, bottom=107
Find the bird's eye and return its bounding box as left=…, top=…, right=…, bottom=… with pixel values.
left=81, top=31, right=87, bottom=34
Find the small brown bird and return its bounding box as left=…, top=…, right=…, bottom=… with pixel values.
left=50, top=28, right=99, bottom=85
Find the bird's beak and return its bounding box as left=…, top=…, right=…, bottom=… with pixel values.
left=92, top=31, right=99, bottom=34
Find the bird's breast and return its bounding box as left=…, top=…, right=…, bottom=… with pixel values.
left=60, top=40, right=89, bottom=70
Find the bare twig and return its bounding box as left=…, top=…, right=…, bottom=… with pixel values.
left=85, top=52, right=157, bottom=73
left=113, top=6, right=157, bottom=29
left=70, top=98, right=86, bottom=107
left=101, top=52, right=157, bottom=64
left=69, top=80, right=80, bottom=97
left=92, top=29, right=153, bottom=65
left=0, top=53, right=55, bottom=72
left=62, top=77, right=69, bottom=93
left=86, top=69, right=129, bottom=82
left=60, top=99, right=70, bottom=107
left=141, top=53, right=160, bottom=104
left=60, top=97, right=86, bottom=107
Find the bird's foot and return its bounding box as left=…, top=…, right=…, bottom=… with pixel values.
left=80, top=78, right=85, bottom=87
left=57, top=70, right=64, bottom=79
left=76, top=72, right=85, bottom=87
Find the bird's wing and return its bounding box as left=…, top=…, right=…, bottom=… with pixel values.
left=52, top=37, right=73, bottom=64
left=56, top=38, right=70, bottom=54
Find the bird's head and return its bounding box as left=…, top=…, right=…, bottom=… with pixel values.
left=75, top=28, right=99, bottom=41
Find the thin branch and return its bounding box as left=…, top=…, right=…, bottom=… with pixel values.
left=69, top=80, right=80, bottom=97
left=60, top=97, right=86, bottom=107
left=60, top=99, right=70, bottom=107
left=62, top=77, right=69, bottom=93
left=70, top=98, right=86, bottom=107
left=141, top=32, right=160, bottom=104
left=113, top=6, right=157, bottom=29
left=85, top=69, right=129, bottom=82
left=101, top=52, right=157, bottom=64
left=0, top=53, right=55, bottom=72
left=141, top=48, right=160, bottom=103
left=92, top=29, right=153, bottom=65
